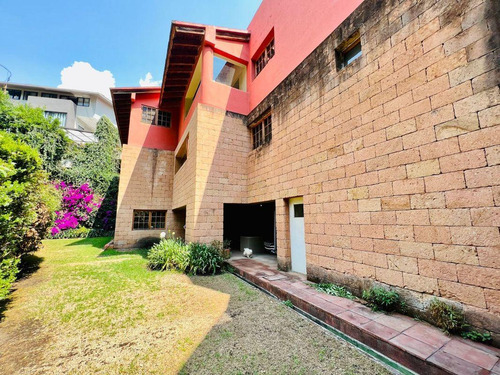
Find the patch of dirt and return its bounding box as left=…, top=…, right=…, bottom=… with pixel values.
left=180, top=274, right=394, bottom=375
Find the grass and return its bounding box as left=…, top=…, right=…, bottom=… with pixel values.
left=0, top=238, right=391, bottom=375
left=314, top=283, right=355, bottom=299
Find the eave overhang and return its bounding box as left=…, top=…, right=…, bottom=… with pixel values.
left=110, top=87, right=160, bottom=144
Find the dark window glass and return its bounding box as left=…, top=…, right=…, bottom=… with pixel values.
left=336, top=31, right=362, bottom=71
left=41, top=92, right=58, bottom=98
left=133, top=210, right=167, bottom=230
left=252, top=114, right=272, bottom=149
left=7, top=89, right=21, bottom=100
left=255, top=38, right=275, bottom=77
left=157, top=110, right=171, bottom=128
left=294, top=204, right=304, bottom=218
left=77, top=97, right=90, bottom=107
left=22, top=91, right=38, bottom=100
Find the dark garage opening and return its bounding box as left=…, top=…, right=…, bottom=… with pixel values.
left=224, top=202, right=276, bottom=255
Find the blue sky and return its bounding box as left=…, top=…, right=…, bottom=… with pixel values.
left=0, top=0, right=261, bottom=95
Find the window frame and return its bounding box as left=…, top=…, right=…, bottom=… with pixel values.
left=41, top=92, right=58, bottom=98
left=7, top=89, right=21, bottom=100
left=22, top=91, right=38, bottom=100
left=250, top=112, right=272, bottom=149
left=141, top=105, right=171, bottom=128
left=254, top=38, right=275, bottom=77
left=336, top=31, right=362, bottom=71
left=132, top=210, right=167, bottom=230
left=77, top=97, right=90, bottom=107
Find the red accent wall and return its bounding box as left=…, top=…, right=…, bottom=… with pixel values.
left=128, top=93, right=179, bottom=151
left=247, top=0, right=365, bottom=109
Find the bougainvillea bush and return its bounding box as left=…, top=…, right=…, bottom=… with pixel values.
left=51, top=182, right=102, bottom=236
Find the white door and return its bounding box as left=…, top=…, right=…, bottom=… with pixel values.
left=289, top=197, right=306, bottom=274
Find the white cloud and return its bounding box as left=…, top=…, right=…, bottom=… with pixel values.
left=58, top=61, right=115, bottom=99
left=139, top=72, right=161, bottom=87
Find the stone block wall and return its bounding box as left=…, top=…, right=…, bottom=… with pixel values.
left=246, top=0, right=499, bottom=337
left=114, top=144, right=175, bottom=248
left=172, top=104, right=251, bottom=243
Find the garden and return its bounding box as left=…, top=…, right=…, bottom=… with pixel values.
left=0, top=90, right=120, bottom=300
left=0, top=237, right=391, bottom=374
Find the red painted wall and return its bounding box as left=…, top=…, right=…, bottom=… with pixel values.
left=247, top=0, right=364, bottom=109
left=128, top=92, right=179, bottom=151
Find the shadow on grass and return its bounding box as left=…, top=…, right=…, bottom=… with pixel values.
left=65, top=236, right=113, bottom=249
left=1, top=253, right=44, bottom=321
left=98, top=248, right=149, bottom=260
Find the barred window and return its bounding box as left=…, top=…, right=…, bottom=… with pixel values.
left=133, top=210, right=166, bottom=230
left=141, top=105, right=171, bottom=128
left=251, top=113, right=272, bottom=149
left=255, top=39, right=275, bottom=77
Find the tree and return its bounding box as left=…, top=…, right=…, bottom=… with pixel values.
left=0, top=91, right=71, bottom=178
left=0, top=131, right=59, bottom=299
left=59, top=115, right=120, bottom=195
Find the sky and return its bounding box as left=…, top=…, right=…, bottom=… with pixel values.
left=0, top=0, right=261, bottom=98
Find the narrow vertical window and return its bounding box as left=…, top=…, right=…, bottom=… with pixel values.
left=251, top=112, right=272, bottom=149
left=254, top=39, right=275, bottom=77
left=336, top=31, right=362, bottom=71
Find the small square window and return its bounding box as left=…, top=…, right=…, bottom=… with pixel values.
left=157, top=110, right=171, bottom=128
left=336, top=31, right=362, bottom=71
left=294, top=204, right=304, bottom=218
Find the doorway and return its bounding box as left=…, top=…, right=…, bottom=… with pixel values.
left=289, top=197, right=306, bottom=274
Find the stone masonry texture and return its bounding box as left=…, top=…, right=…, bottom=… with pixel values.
left=115, top=0, right=500, bottom=342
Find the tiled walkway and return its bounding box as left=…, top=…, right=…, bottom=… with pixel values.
left=228, top=258, right=500, bottom=375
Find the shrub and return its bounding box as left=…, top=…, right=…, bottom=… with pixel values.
left=427, top=299, right=466, bottom=334
left=461, top=330, right=492, bottom=343
left=187, top=242, right=224, bottom=275
left=147, top=237, right=225, bottom=275
left=314, top=283, right=354, bottom=299
left=0, top=90, right=71, bottom=179
left=0, top=131, right=57, bottom=299
left=362, top=286, right=404, bottom=312
left=49, top=227, right=113, bottom=239
left=0, top=258, right=20, bottom=299
left=148, top=237, right=189, bottom=272
left=51, top=182, right=101, bottom=235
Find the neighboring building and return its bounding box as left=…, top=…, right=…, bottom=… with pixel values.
left=3, top=82, right=116, bottom=143
left=112, top=0, right=500, bottom=338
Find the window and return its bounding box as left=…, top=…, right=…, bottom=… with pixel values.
left=133, top=210, right=166, bottom=230
left=77, top=97, right=90, bottom=107
left=7, top=89, right=21, bottom=100
left=213, top=55, right=247, bottom=91
left=22, top=91, right=38, bottom=100
left=44, top=111, right=67, bottom=127
left=251, top=113, right=272, bottom=149
left=141, top=105, right=171, bottom=128
left=41, top=92, right=57, bottom=98
left=254, top=38, right=275, bottom=76
left=336, top=31, right=362, bottom=71
left=294, top=204, right=304, bottom=218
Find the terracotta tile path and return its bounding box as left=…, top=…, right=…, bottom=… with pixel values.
left=228, top=258, right=500, bottom=375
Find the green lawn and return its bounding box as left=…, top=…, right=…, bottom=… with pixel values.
left=0, top=238, right=391, bottom=375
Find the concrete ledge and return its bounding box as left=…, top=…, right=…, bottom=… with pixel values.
left=228, top=258, right=500, bottom=375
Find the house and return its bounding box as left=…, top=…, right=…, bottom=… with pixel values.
left=3, top=82, right=116, bottom=143
left=111, top=0, right=499, bottom=338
